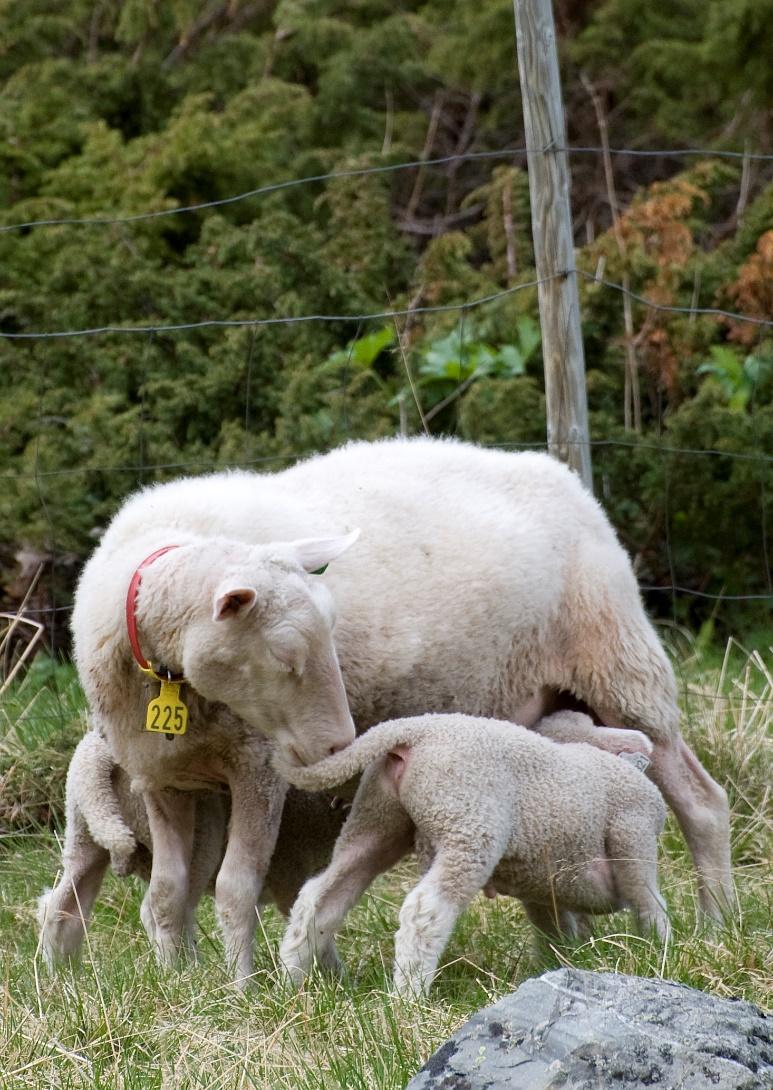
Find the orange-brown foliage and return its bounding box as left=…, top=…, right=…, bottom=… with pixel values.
left=619, top=178, right=707, bottom=271
left=724, top=230, right=773, bottom=346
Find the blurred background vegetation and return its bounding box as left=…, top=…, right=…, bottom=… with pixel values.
left=0, top=0, right=771, bottom=643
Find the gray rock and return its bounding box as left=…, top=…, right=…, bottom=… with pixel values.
left=406, top=969, right=772, bottom=1090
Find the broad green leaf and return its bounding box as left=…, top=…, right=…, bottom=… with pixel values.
left=495, top=344, right=525, bottom=376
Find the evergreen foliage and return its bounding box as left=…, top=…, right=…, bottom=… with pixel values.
left=0, top=0, right=771, bottom=634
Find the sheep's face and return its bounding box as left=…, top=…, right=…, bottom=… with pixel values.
left=181, top=533, right=358, bottom=765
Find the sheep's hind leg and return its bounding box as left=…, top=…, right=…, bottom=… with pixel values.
left=38, top=810, right=110, bottom=969
left=139, top=888, right=157, bottom=948
left=568, top=605, right=733, bottom=920
left=393, top=844, right=503, bottom=997
left=647, top=736, right=732, bottom=921
left=176, top=797, right=227, bottom=961
left=280, top=766, right=413, bottom=987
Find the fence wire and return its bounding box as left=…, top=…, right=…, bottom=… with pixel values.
left=1, top=143, right=772, bottom=234
left=1, top=138, right=771, bottom=647
left=2, top=271, right=772, bottom=341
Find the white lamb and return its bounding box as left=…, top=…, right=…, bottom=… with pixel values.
left=67, top=437, right=731, bottom=980
left=39, top=732, right=352, bottom=969
left=276, top=711, right=669, bottom=996
left=38, top=731, right=227, bottom=967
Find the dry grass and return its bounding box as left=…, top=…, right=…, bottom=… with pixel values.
left=0, top=639, right=770, bottom=1089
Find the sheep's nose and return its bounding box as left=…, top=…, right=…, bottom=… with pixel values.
left=329, top=739, right=350, bottom=756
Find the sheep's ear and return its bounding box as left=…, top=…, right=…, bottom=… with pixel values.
left=288, top=528, right=360, bottom=574
left=213, top=586, right=258, bottom=621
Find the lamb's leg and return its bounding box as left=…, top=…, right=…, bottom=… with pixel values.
left=216, top=763, right=286, bottom=987
left=521, top=900, right=584, bottom=963
left=280, top=768, right=414, bottom=986
left=38, top=809, right=110, bottom=969
left=595, top=702, right=732, bottom=919
left=522, top=901, right=584, bottom=938
left=566, top=603, right=733, bottom=919
left=179, top=796, right=227, bottom=959
left=603, top=728, right=732, bottom=919
left=606, top=821, right=670, bottom=940
left=143, top=788, right=196, bottom=967
left=534, top=712, right=653, bottom=759
left=393, top=845, right=502, bottom=997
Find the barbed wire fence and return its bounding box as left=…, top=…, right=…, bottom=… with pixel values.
left=0, top=54, right=771, bottom=721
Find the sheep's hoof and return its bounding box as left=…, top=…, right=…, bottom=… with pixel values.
left=279, top=958, right=308, bottom=989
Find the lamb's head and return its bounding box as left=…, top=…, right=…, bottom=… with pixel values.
left=179, top=532, right=359, bottom=765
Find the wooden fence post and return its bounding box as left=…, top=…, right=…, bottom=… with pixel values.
left=513, top=0, right=593, bottom=490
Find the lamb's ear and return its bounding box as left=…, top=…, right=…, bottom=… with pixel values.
left=289, top=528, right=361, bottom=574
left=213, top=586, right=258, bottom=621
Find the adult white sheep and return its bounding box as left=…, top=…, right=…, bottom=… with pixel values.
left=276, top=711, right=669, bottom=995
left=70, top=437, right=732, bottom=978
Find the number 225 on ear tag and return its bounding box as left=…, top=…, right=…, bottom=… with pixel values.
left=146, top=681, right=188, bottom=736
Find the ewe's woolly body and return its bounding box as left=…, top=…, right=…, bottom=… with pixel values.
left=74, top=436, right=679, bottom=766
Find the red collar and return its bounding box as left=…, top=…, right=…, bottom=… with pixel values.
left=125, top=545, right=182, bottom=681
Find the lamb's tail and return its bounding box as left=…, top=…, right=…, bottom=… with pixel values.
left=70, top=732, right=137, bottom=875
left=275, top=717, right=429, bottom=791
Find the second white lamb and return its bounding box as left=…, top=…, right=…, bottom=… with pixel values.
left=276, top=711, right=668, bottom=995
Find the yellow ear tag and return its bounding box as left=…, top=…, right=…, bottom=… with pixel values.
left=145, top=681, right=188, bottom=736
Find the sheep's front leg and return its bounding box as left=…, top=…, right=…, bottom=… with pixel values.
left=280, top=767, right=413, bottom=986
left=217, top=764, right=286, bottom=986
left=143, top=788, right=196, bottom=967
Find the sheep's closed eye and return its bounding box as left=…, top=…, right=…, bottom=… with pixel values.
left=267, top=644, right=305, bottom=677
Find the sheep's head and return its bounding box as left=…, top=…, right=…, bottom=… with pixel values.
left=179, top=532, right=359, bottom=765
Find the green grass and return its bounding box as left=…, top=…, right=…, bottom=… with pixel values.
left=1, top=638, right=771, bottom=1089
left=0, top=657, right=86, bottom=834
